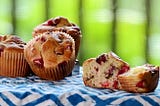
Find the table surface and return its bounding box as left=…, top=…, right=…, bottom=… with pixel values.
left=0, top=66, right=160, bottom=106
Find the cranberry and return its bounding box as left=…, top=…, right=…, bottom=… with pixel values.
left=47, top=20, right=55, bottom=26
left=33, top=58, right=44, bottom=67
left=94, top=67, right=99, bottom=72
left=101, top=82, right=110, bottom=88
left=0, top=48, right=4, bottom=56
left=0, top=48, right=4, bottom=52
left=54, top=17, right=61, bottom=25
left=113, top=80, right=118, bottom=89
left=40, top=37, right=46, bottom=42
left=96, top=54, right=107, bottom=65
left=118, top=65, right=130, bottom=75
left=136, top=80, right=145, bottom=88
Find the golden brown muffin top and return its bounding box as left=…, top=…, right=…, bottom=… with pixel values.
left=0, top=35, right=26, bottom=54
left=24, top=31, right=75, bottom=68
left=32, top=16, right=81, bottom=37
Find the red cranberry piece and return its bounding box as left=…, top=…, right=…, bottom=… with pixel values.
left=101, top=82, right=110, bottom=88
left=94, top=67, right=99, bottom=72
left=113, top=80, right=118, bottom=89
left=54, top=17, right=61, bottom=25
left=0, top=48, right=4, bottom=56
left=40, top=37, right=46, bottom=42
left=136, top=80, right=145, bottom=88
left=96, top=54, right=107, bottom=65
left=118, top=65, right=130, bottom=75
left=33, top=58, right=44, bottom=67
left=47, top=20, right=55, bottom=26
left=0, top=48, right=4, bottom=52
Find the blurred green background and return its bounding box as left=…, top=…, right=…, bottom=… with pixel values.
left=0, top=0, right=160, bottom=67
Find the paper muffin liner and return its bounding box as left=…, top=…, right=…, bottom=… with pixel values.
left=0, top=52, right=30, bottom=77
left=118, top=76, right=142, bottom=92
left=29, top=56, right=75, bottom=81
left=118, top=74, right=159, bottom=93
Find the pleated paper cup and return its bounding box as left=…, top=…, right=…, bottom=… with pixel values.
left=118, top=73, right=159, bottom=93
left=118, top=76, right=143, bottom=92
left=29, top=56, right=75, bottom=81
left=69, top=33, right=81, bottom=58
left=0, top=52, right=30, bottom=77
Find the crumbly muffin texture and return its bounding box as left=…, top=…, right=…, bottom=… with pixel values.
left=82, top=51, right=159, bottom=93
left=24, top=31, right=75, bottom=68
left=82, top=52, right=130, bottom=89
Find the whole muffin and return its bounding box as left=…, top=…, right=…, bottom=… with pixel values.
left=24, top=31, right=75, bottom=80
left=32, top=16, right=81, bottom=58
left=0, top=35, right=30, bottom=77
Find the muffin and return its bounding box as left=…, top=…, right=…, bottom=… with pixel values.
left=24, top=31, right=75, bottom=80
left=82, top=52, right=130, bottom=89
left=0, top=35, right=30, bottom=77
left=118, top=64, right=159, bottom=93
left=32, top=16, right=81, bottom=58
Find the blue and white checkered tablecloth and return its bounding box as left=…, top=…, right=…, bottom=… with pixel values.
left=0, top=66, right=160, bottom=106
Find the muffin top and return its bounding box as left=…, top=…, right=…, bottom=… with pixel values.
left=0, top=35, right=26, bottom=53
left=32, top=16, right=81, bottom=37
left=24, top=31, right=75, bottom=68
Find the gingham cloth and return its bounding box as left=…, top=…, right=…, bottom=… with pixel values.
left=0, top=66, right=160, bottom=106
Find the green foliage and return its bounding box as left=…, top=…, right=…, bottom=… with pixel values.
left=0, top=0, right=160, bottom=66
